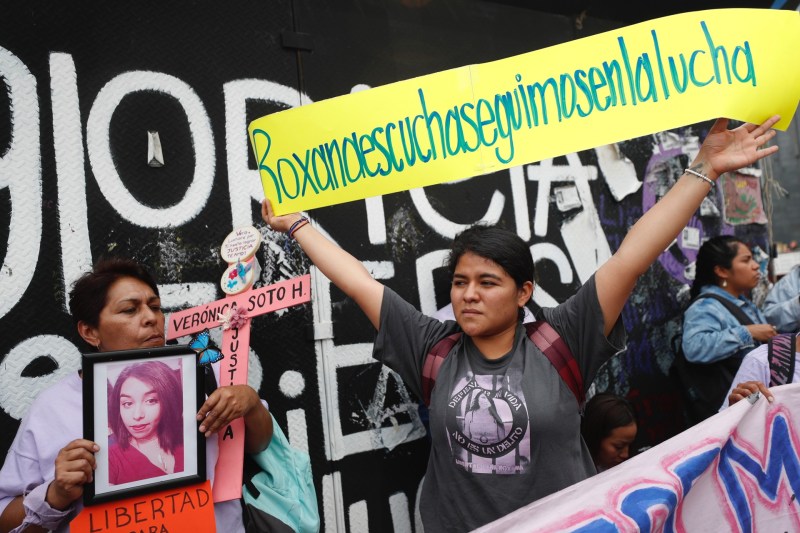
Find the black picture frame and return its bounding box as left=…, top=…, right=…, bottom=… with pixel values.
left=82, top=345, right=206, bottom=505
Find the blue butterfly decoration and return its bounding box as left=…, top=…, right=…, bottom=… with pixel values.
left=235, top=261, right=252, bottom=282
left=189, top=328, right=224, bottom=366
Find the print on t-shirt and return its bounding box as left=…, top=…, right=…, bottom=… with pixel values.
left=446, top=370, right=531, bottom=474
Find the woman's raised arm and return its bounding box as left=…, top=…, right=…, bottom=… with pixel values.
left=595, top=116, right=781, bottom=336
left=261, top=199, right=385, bottom=329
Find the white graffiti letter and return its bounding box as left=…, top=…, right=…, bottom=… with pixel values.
left=86, top=71, right=214, bottom=227
left=0, top=46, right=41, bottom=320
left=51, top=52, right=93, bottom=310
left=410, top=184, right=504, bottom=240
left=223, top=79, right=308, bottom=229
left=0, top=335, right=80, bottom=419
left=528, top=154, right=610, bottom=282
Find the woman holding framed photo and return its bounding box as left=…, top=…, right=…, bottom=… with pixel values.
left=0, top=258, right=272, bottom=533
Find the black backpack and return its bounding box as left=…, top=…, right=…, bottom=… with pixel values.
left=671, top=293, right=754, bottom=426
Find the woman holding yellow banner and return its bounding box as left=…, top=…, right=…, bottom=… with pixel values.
left=262, top=115, right=780, bottom=532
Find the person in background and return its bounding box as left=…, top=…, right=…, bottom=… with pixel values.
left=679, top=235, right=778, bottom=422
left=580, top=393, right=637, bottom=472
left=721, top=332, right=800, bottom=409
left=763, top=264, right=800, bottom=333
left=683, top=236, right=776, bottom=363
left=0, top=258, right=272, bottom=533
left=262, top=116, right=781, bottom=532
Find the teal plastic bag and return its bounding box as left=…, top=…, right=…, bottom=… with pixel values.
left=242, top=414, right=320, bottom=533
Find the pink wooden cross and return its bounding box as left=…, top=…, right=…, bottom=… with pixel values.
left=166, top=274, right=311, bottom=502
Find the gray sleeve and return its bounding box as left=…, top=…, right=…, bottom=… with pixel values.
left=540, top=274, right=627, bottom=388
left=372, top=288, right=458, bottom=400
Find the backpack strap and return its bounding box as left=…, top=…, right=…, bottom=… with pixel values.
left=524, top=321, right=584, bottom=406
left=421, top=332, right=462, bottom=407
left=243, top=453, right=262, bottom=498
left=767, top=332, right=797, bottom=387
left=695, top=293, right=754, bottom=326
left=421, top=321, right=582, bottom=407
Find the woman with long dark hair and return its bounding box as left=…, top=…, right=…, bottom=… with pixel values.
left=680, top=235, right=777, bottom=420
left=107, top=361, right=185, bottom=484
left=580, top=393, right=637, bottom=472
left=463, top=390, right=505, bottom=445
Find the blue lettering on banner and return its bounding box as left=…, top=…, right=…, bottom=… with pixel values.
left=573, top=414, right=799, bottom=532
left=255, top=21, right=758, bottom=204
left=717, top=415, right=800, bottom=531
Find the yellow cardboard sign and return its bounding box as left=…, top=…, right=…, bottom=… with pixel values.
left=249, top=9, right=800, bottom=215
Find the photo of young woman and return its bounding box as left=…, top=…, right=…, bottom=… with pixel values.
left=106, top=360, right=184, bottom=485
left=463, top=390, right=506, bottom=445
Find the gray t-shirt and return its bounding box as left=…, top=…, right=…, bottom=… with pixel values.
left=373, top=274, right=626, bottom=532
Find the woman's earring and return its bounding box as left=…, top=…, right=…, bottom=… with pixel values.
left=722, top=280, right=727, bottom=288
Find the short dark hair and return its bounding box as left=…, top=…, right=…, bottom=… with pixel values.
left=580, top=392, right=636, bottom=461
left=446, top=225, right=535, bottom=288
left=690, top=236, right=744, bottom=299
left=69, top=257, right=159, bottom=328
left=108, top=361, right=183, bottom=453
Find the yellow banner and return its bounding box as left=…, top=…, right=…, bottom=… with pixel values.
left=249, top=9, right=800, bottom=215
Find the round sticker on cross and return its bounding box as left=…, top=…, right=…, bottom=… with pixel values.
left=221, top=257, right=261, bottom=295
left=220, top=226, right=261, bottom=264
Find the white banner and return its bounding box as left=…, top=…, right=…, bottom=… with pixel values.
left=476, top=384, right=800, bottom=532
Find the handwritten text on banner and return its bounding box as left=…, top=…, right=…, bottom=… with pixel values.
left=166, top=275, right=311, bottom=339
left=249, top=9, right=800, bottom=215
left=476, top=384, right=800, bottom=532
left=72, top=481, right=215, bottom=533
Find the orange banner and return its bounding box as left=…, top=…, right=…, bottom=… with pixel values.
left=71, top=481, right=215, bottom=533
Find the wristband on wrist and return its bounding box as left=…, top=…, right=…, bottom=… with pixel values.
left=288, top=216, right=309, bottom=239
left=684, top=168, right=715, bottom=188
